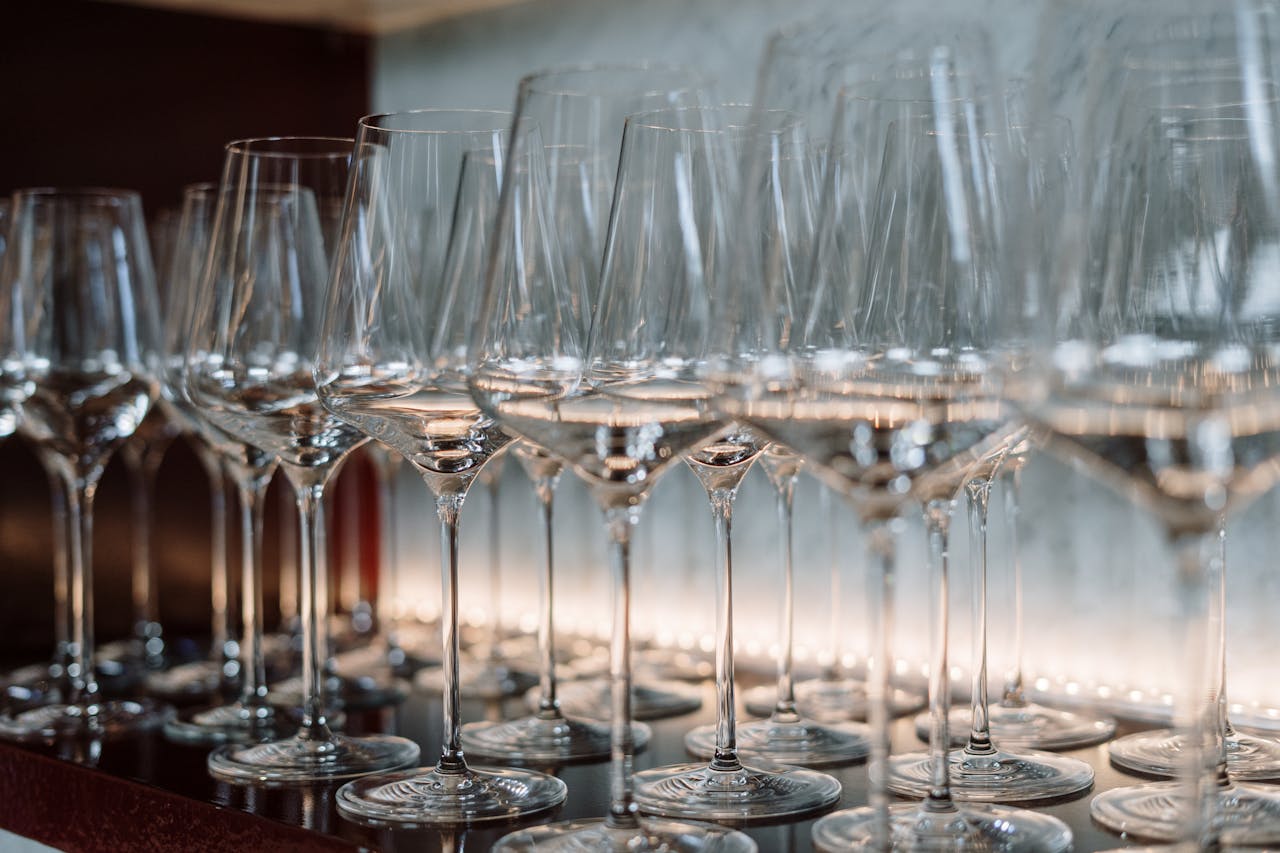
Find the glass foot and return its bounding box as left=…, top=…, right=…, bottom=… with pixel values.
left=145, top=660, right=225, bottom=699
left=685, top=716, right=869, bottom=768
left=493, top=816, right=757, bottom=852
left=634, top=760, right=841, bottom=822
left=550, top=678, right=701, bottom=722
left=164, top=701, right=293, bottom=745
left=0, top=699, right=173, bottom=741
left=636, top=648, right=714, bottom=682
left=786, top=678, right=926, bottom=722
left=887, top=747, right=1094, bottom=803
left=415, top=661, right=539, bottom=701
left=460, top=713, right=650, bottom=764
left=2, top=662, right=64, bottom=709
left=208, top=731, right=420, bottom=784
left=1110, top=728, right=1280, bottom=781
left=1091, top=781, right=1280, bottom=844
left=812, top=801, right=1072, bottom=851
left=913, top=703, right=1116, bottom=751
left=269, top=670, right=408, bottom=710
left=335, top=763, right=567, bottom=826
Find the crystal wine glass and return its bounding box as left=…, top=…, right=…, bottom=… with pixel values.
left=0, top=188, right=171, bottom=740
left=475, top=97, right=755, bottom=853
left=187, top=137, right=420, bottom=781
left=317, top=110, right=566, bottom=823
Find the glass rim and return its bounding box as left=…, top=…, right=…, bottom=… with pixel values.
left=10, top=186, right=142, bottom=204
left=624, top=103, right=800, bottom=133
left=223, top=136, right=353, bottom=159
left=517, top=62, right=713, bottom=98
left=356, top=108, right=513, bottom=135
left=181, top=181, right=218, bottom=198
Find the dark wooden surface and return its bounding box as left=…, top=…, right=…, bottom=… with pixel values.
left=0, top=674, right=1170, bottom=852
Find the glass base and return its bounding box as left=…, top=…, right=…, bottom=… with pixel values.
left=636, top=648, right=714, bottom=682
left=335, top=763, right=567, bottom=826
left=684, top=716, right=870, bottom=768
left=492, top=816, right=758, bottom=852
left=269, top=670, right=409, bottom=711
left=2, top=662, right=64, bottom=709
left=460, top=713, right=650, bottom=764
left=812, top=801, right=1072, bottom=851
left=633, top=760, right=841, bottom=822
left=415, top=661, right=539, bottom=701
left=1091, top=781, right=1280, bottom=844
left=913, top=702, right=1117, bottom=751
left=783, top=678, right=927, bottom=722
left=208, top=731, right=420, bottom=784
left=887, top=747, right=1094, bottom=803
left=164, top=701, right=294, bottom=745
left=1109, top=728, right=1280, bottom=781
left=0, top=699, right=173, bottom=741
left=145, top=660, right=225, bottom=699
left=549, top=678, right=702, bottom=722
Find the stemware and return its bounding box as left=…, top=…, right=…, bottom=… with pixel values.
left=714, top=30, right=1074, bottom=844
left=187, top=137, right=419, bottom=782
left=501, top=64, right=720, bottom=724
left=1016, top=1, right=1280, bottom=844
left=475, top=97, right=753, bottom=851
left=317, top=110, right=565, bottom=823
left=0, top=188, right=171, bottom=740
left=163, top=183, right=285, bottom=744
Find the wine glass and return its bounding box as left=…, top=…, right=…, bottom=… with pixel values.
left=715, top=42, right=1074, bottom=848
left=503, top=64, right=719, bottom=723
left=186, top=137, right=420, bottom=782
left=883, top=116, right=1095, bottom=805
left=316, top=110, right=565, bottom=823
left=0, top=188, right=171, bottom=740
left=162, top=182, right=289, bottom=744
left=474, top=97, right=754, bottom=852
left=1015, top=1, right=1280, bottom=844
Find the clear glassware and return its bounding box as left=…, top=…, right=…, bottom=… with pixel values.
left=475, top=89, right=754, bottom=853
left=162, top=183, right=287, bottom=744
left=884, top=114, right=1096, bottom=805
left=0, top=188, right=172, bottom=740
left=317, top=110, right=565, bottom=823
left=1017, top=2, right=1280, bottom=844
left=187, top=137, right=420, bottom=781
left=714, top=32, right=1074, bottom=848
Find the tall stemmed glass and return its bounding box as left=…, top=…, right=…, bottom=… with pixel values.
left=716, top=59, right=1073, bottom=847
left=164, top=183, right=286, bottom=744
left=507, top=64, right=716, bottom=723
left=187, top=138, right=420, bottom=782
left=0, top=188, right=171, bottom=739
left=476, top=105, right=754, bottom=851
left=884, top=119, right=1095, bottom=805
left=1012, top=4, right=1280, bottom=840
left=316, top=110, right=565, bottom=823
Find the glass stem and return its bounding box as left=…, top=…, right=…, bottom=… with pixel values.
left=41, top=455, right=72, bottom=691
left=371, top=450, right=402, bottom=654
left=1216, top=518, right=1233, bottom=744
left=922, top=497, right=958, bottom=814
left=1169, top=526, right=1226, bottom=847
left=128, top=455, right=161, bottom=666
left=294, top=480, right=333, bottom=740
left=965, top=478, right=996, bottom=756
left=64, top=468, right=101, bottom=710
left=486, top=459, right=505, bottom=663
left=864, top=515, right=898, bottom=852
left=999, top=463, right=1026, bottom=707
left=235, top=473, right=271, bottom=715
left=534, top=475, right=562, bottom=719
left=771, top=475, right=800, bottom=722
left=278, top=482, right=299, bottom=633
left=708, top=486, right=743, bottom=772
left=436, top=492, right=469, bottom=774
left=196, top=449, right=231, bottom=673
left=821, top=485, right=842, bottom=682
left=604, top=501, right=642, bottom=831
